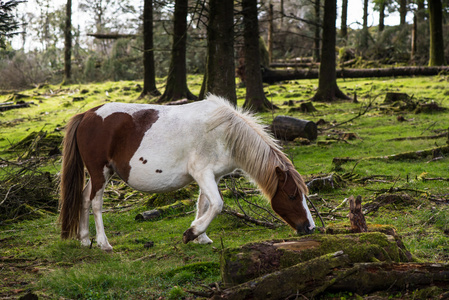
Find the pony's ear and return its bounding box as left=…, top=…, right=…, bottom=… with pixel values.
left=275, top=167, right=286, bottom=182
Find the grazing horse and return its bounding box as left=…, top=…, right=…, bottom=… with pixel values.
left=58, top=94, right=315, bottom=251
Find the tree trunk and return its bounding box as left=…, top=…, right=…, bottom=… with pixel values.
left=63, top=0, right=72, bottom=83
left=311, top=0, right=349, bottom=102
left=199, top=0, right=236, bottom=104
left=158, top=0, right=197, bottom=103
left=139, top=0, right=160, bottom=99
left=416, top=0, right=425, bottom=23
left=242, top=0, right=273, bottom=112
left=399, top=0, right=407, bottom=26
left=378, top=0, right=385, bottom=33
left=340, top=0, right=347, bottom=41
left=267, top=2, right=273, bottom=64
left=411, top=13, right=417, bottom=60
left=428, top=0, right=446, bottom=66
left=360, top=0, right=369, bottom=48
left=314, top=0, right=321, bottom=61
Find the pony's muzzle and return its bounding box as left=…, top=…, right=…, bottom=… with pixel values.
left=296, top=222, right=315, bottom=235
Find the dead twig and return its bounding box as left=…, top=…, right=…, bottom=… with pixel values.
left=222, top=208, right=281, bottom=229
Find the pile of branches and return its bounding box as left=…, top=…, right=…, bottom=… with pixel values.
left=0, top=164, right=58, bottom=224
left=0, top=130, right=62, bottom=224
left=220, top=173, right=284, bottom=229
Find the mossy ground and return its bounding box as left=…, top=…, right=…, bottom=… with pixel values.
left=1, top=75, right=449, bottom=298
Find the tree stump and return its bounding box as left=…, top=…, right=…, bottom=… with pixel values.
left=271, top=116, right=317, bottom=141
left=383, top=92, right=410, bottom=104
left=348, top=195, right=367, bottom=233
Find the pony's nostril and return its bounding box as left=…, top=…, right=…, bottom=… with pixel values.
left=296, top=223, right=315, bottom=235
left=305, top=225, right=315, bottom=234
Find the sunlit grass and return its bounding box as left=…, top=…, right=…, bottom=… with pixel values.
left=1, top=75, right=449, bottom=298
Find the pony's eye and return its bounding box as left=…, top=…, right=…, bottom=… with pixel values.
left=288, top=194, right=296, bottom=200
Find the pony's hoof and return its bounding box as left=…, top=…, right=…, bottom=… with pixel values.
left=194, top=233, right=213, bottom=244
left=100, top=244, right=113, bottom=252
left=80, top=239, right=91, bottom=247
left=182, top=228, right=198, bottom=244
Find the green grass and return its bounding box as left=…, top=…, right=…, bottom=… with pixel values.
left=1, top=75, right=449, bottom=298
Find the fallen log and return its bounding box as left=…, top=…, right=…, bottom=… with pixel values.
left=220, top=231, right=412, bottom=288
left=0, top=102, right=33, bottom=112
left=135, top=199, right=195, bottom=221
left=271, top=116, right=317, bottom=141
left=87, top=33, right=138, bottom=39
left=216, top=258, right=449, bottom=299
left=332, top=145, right=449, bottom=168
left=261, top=66, right=449, bottom=83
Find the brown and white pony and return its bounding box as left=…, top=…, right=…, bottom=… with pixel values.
left=58, top=94, right=315, bottom=251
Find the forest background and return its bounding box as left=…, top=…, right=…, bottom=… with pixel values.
left=1, top=0, right=448, bottom=93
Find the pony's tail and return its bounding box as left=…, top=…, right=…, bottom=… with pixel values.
left=58, top=113, right=85, bottom=239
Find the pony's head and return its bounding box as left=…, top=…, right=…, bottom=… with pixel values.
left=271, top=167, right=315, bottom=235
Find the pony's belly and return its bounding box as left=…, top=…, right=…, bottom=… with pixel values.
left=127, top=170, right=193, bottom=193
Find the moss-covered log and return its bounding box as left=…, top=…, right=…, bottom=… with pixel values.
left=333, top=145, right=449, bottom=168
left=217, top=257, right=449, bottom=299
left=220, top=231, right=412, bottom=288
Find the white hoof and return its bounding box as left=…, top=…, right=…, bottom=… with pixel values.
left=99, top=243, right=113, bottom=252
left=194, top=233, right=213, bottom=244
left=80, top=238, right=92, bottom=247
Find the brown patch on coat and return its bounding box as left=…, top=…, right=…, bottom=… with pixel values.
left=155, top=169, right=162, bottom=173
left=76, top=105, right=159, bottom=199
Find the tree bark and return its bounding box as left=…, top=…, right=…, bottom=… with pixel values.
left=242, top=0, right=273, bottom=112
left=158, top=0, right=197, bottom=103
left=428, top=0, right=446, bottom=66
left=267, top=2, right=273, bottom=64
left=314, top=0, right=321, bottom=61
left=340, top=0, right=347, bottom=41
left=311, top=0, right=349, bottom=102
left=139, top=0, right=160, bottom=99
left=399, top=0, right=407, bottom=26
left=63, top=0, right=72, bottom=83
left=411, top=13, right=417, bottom=60
left=199, top=0, right=236, bottom=104
left=361, top=0, right=369, bottom=48
left=378, top=0, right=385, bottom=33
left=348, top=195, right=367, bottom=233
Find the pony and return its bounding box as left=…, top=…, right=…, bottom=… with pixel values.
left=58, top=94, right=315, bottom=251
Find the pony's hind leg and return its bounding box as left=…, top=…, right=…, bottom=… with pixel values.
left=91, top=183, right=112, bottom=251
left=87, top=166, right=113, bottom=251
left=193, top=192, right=213, bottom=244
left=78, top=180, right=92, bottom=247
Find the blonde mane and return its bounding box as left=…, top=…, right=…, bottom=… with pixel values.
left=206, top=94, right=308, bottom=199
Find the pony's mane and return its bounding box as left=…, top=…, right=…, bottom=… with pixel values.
left=206, top=94, right=308, bottom=199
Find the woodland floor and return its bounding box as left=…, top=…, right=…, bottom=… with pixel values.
left=1, top=75, right=449, bottom=299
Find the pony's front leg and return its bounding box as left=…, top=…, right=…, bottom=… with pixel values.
left=192, top=192, right=213, bottom=244
left=183, top=173, right=222, bottom=244
left=78, top=180, right=92, bottom=247
left=91, top=185, right=113, bottom=252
